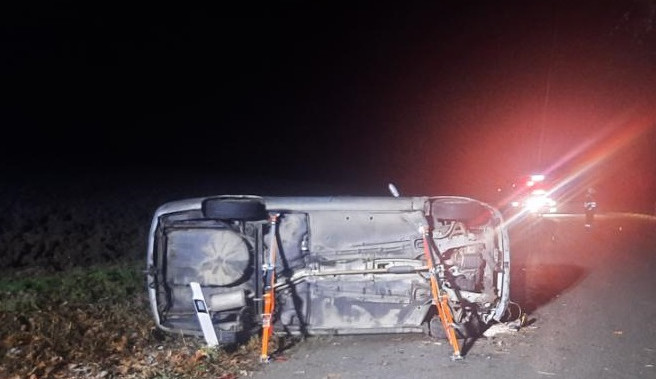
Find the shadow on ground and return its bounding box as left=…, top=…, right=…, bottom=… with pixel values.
left=508, top=217, right=588, bottom=315
left=510, top=263, right=587, bottom=315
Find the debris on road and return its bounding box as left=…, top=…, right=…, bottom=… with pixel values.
left=483, top=323, right=519, bottom=337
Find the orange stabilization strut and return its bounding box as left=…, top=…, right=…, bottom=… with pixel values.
left=421, top=226, right=462, bottom=360
left=260, top=214, right=280, bottom=363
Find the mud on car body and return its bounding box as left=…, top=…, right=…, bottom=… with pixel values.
left=146, top=195, right=510, bottom=350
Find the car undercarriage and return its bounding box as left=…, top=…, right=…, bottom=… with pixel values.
left=147, top=195, right=510, bottom=359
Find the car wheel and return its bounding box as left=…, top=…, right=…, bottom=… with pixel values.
left=426, top=315, right=448, bottom=339
left=202, top=198, right=267, bottom=221
left=424, top=306, right=477, bottom=339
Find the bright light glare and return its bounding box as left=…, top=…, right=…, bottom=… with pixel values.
left=499, top=108, right=655, bottom=231
left=525, top=194, right=557, bottom=213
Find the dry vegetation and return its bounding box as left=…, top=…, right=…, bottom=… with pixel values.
left=0, top=262, right=271, bottom=378
left=0, top=174, right=283, bottom=378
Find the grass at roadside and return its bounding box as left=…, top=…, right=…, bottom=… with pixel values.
left=0, top=263, right=143, bottom=312
left=0, top=261, right=263, bottom=378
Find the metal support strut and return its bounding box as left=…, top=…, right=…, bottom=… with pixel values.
left=260, top=213, right=280, bottom=363
left=421, top=226, right=462, bottom=360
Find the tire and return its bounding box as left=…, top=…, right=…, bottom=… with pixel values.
left=202, top=198, right=267, bottom=221
left=425, top=314, right=477, bottom=339
left=427, top=315, right=448, bottom=339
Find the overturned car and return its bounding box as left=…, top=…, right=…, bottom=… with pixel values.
left=146, top=194, right=510, bottom=359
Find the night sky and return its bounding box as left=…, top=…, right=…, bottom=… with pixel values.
left=2, top=1, right=656, bottom=208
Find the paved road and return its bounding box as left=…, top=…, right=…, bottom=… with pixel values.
left=251, top=213, right=656, bottom=378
